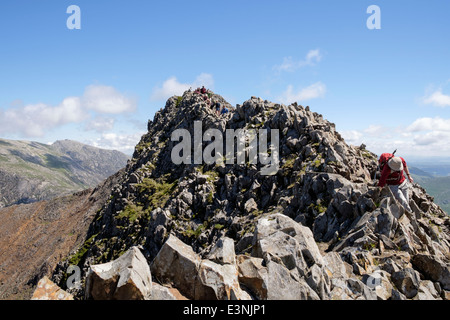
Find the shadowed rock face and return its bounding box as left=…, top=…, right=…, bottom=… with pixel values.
left=19, top=90, right=450, bottom=300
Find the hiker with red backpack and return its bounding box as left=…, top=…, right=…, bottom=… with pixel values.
left=377, top=151, right=414, bottom=212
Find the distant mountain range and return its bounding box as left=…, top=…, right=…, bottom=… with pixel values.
left=410, top=166, right=450, bottom=214
left=0, top=138, right=130, bottom=208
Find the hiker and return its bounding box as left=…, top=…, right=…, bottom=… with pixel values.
left=215, top=102, right=221, bottom=115
left=201, top=86, right=207, bottom=94
left=220, top=106, right=229, bottom=115
left=378, top=153, right=414, bottom=211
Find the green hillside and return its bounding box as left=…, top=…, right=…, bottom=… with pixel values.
left=410, top=167, right=450, bottom=214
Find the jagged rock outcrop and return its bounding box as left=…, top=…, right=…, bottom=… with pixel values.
left=48, top=89, right=449, bottom=300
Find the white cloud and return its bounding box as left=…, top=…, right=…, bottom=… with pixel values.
left=151, top=73, right=214, bottom=101
left=87, top=131, right=145, bottom=155
left=341, top=130, right=363, bottom=145
left=274, top=49, right=322, bottom=72
left=423, top=89, right=450, bottom=107
left=413, top=131, right=450, bottom=146
left=0, top=97, right=87, bottom=137
left=407, top=117, right=450, bottom=132
left=341, top=117, right=450, bottom=157
left=85, top=116, right=115, bottom=133
left=278, top=82, right=326, bottom=105
left=406, top=117, right=450, bottom=148
left=82, top=84, right=136, bottom=114
left=0, top=85, right=135, bottom=138
left=364, top=125, right=383, bottom=135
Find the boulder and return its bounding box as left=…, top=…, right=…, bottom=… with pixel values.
left=265, top=260, right=320, bottom=300
left=236, top=255, right=268, bottom=300
left=323, top=252, right=349, bottom=280
left=362, top=270, right=393, bottom=300
left=31, top=276, right=74, bottom=300
left=252, top=213, right=324, bottom=270
left=415, top=280, right=442, bottom=300
left=306, top=264, right=331, bottom=299
left=207, top=237, right=236, bottom=265
left=346, top=278, right=377, bottom=300
left=150, top=234, right=201, bottom=299
left=256, top=229, right=308, bottom=273
left=148, top=282, right=188, bottom=300
left=195, top=259, right=250, bottom=300
left=391, top=268, right=421, bottom=299
left=85, top=246, right=152, bottom=300
left=244, top=198, right=258, bottom=214
left=411, top=254, right=450, bottom=291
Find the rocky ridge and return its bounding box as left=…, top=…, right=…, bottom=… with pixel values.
left=49, top=90, right=450, bottom=300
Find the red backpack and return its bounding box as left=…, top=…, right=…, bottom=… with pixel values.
left=379, top=150, right=396, bottom=171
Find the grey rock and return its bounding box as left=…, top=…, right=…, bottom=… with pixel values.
left=266, top=260, right=320, bottom=300
left=236, top=255, right=268, bottom=300
left=85, top=246, right=152, bottom=300
left=412, top=254, right=450, bottom=290
left=346, top=278, right=377, bottom=300
left=44, top=90, right=450, bottom=302
left=391, top=268, right=421, bottom=299
left=150, top=235, right=201, bottom=299
left=323, top=252, right=349, bottom=280
left=195, top=259, right=250, bottom=300
left=244, top=198, right=258, bottom=214
left=306, top=264, right=331, bottom=299
left=207, top=237, right=236, bottom=265
left=362, top=270, right=393, bottom=300
left=253, top=213, right=324, bottom=269
left=149, top=283, right=180, bottom=300
left=415, top=280, right=442, bottom=300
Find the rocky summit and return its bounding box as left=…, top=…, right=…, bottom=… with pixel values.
left=46, top=89, right=449, bottom=300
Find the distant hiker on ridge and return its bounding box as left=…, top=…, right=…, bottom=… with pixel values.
left=378, top=152, right=414, bottom=212
left=220, top=105, right=229, bottom=115
left=215, top=102, right=221, bottom=115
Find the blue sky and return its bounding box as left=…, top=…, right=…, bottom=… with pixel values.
left=1, top=0, right=450, bottom=158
